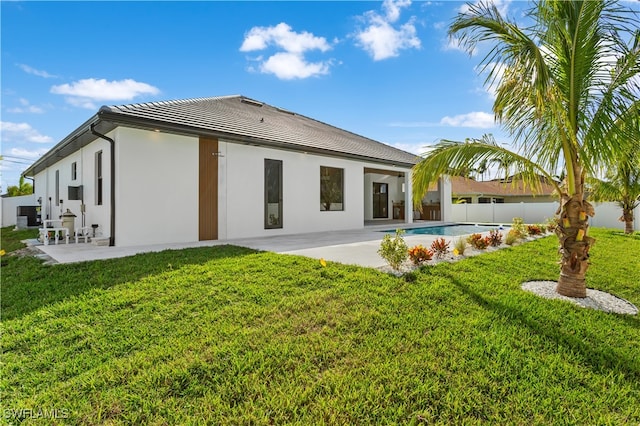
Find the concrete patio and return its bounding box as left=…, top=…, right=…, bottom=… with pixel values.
left=33, top=221, right=456, bottom=269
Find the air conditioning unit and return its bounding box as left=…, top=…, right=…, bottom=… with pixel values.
left=68, top=185, right=83, bottom=200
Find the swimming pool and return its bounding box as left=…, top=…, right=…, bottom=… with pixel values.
left=384, top=224, right=507, bottom=237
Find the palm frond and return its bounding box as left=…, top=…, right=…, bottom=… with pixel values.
left=412, top=135, right=562, bottom=207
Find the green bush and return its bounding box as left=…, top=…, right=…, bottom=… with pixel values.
left=378, top=230, right=408, bottom=271
left=505, top=229, right=519, bottom=245
left=511, top=217, right=529, bottom=239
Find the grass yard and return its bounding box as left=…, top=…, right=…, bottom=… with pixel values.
left=1, top=227, right=639, bottom=424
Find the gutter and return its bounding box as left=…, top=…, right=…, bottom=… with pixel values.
left=90, top=123, right=116, bottom=247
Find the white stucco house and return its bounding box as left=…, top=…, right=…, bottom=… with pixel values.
left=23, top=95, right=449, bottom=247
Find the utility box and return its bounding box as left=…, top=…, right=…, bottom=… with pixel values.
left=16, top=206, right=40, bottom=227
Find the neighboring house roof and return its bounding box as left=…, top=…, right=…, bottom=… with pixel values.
left=23, top=95, right=419, bottom=177
left=452, top=176, right=556, bottom=197
left=429, top=176, right=557, bottom=198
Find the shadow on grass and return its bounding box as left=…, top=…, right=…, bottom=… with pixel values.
left=445, top=273, right=640, bottom=382
left=1, top=245, right=258, bottom=321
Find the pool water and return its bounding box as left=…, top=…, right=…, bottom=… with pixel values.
left=384, top=224, right=507, bottom=237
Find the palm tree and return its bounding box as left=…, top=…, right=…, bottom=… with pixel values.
left=588, top=116, right=640, bottom=234
left=6, top=176, right=34, bottom=197
left=413, top=0, right=640, bottom=298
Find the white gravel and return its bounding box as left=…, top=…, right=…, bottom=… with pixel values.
left=522, top=281, right=638, bottom=315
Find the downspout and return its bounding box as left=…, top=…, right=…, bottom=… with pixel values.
left=90, top=123, right=116, bottom=247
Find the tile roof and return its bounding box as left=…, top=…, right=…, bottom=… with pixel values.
left=99, top=95, right=419, bottom=167
left=448, top=176, right=556, bottom=197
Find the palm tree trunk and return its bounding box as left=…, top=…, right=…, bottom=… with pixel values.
left=555, top=195, right=595, bottom=298
left=621, top=209, right=634, bottom=234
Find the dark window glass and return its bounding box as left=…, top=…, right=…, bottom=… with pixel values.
left=320, top=166, right=344, bottom=211
left=265, top=159, right=283, bottom=229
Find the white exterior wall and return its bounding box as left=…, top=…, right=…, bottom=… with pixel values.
left=220, top=141, right=412, bottom=239
left=30, top=126, right=416, bottom=245
left=222, top=142, right=362, bottom=239
left=1, top=194, right=37, bottom=227
left=31, top=138, right=111, bottom=238
left=115, top=127, right=198, bottom=246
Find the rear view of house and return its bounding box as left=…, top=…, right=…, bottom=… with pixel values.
left=23, top=95, right=422, bottom=247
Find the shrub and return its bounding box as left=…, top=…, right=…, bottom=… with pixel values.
left=467, top=233, right=484, bottom=249
left=378, top=230, right=408, bottom=271
left=467, top=233, right=489, bottom=250
left=545, top=217, right=558, bottom=232
left=527, top=224, right=543, bottom=235
left=453, top=237, right=467, bottom=256
left=408, top=245, right=433, bottom=266
left=487, top=229, right=503, bottom=247
left=430, top=238, right=450, bottom=259
left=505, top=229, right=519, bottom=245
left=511, top=217, right=528, bottom=240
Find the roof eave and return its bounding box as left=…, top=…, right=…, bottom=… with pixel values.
left=22, top=114, right=115, bottom=178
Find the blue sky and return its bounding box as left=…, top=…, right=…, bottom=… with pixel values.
left=2, top=1, right=637, bottom=191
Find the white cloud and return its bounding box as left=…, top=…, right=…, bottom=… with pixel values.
left=17, top=64, right=57, bottom=78
left=474, top=61, right=507, bottom=99
left=240, top=22, right=334, bottom=80
left=459, top=0, right=512, bottom=16
left=440, top=112, right=496, bottom=128
left=50, top=78, right=160, bottom=109
left=383, top=0, right=412, bottom=23
left=0, top=121, right=54, bottom=143
left=354, top=0, right=421, bottom=61
left=240, top=22, right=331, bottom=54
left=8, top=147, right=49, bottom=159
left=6, top=98, right=45, bottom=114
left=260, top=52, right=331, bottom=80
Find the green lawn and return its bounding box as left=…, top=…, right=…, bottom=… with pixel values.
left=1, top=227, right=639, bottom=424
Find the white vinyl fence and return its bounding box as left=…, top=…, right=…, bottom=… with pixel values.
left=451, top=201, right=640, bottom=231
left=1, top=194, right=37, bottom=227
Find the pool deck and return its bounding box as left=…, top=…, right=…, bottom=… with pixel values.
left=32, top=221, right=503, bottom=268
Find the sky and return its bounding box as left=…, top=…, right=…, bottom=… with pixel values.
left=1, top=0, right=638, bottom=192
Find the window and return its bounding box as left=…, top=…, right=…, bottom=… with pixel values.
left=96, top=151, right=103, bottom=205
left=71, top=162, right=77, bottom=181
left=55, top=170, right=60, bottom=206
left=320, top=166, right=344, bottom=211
left=264, top=159, right=283, bottom=229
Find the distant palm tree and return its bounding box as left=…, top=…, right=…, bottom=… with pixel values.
left=413, top=0, right=640, bottom=298
left=6, top=176, right=33, bottom=197
left=588, top=116, right=640, bottom=234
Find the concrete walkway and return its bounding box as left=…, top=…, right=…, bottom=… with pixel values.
left=34, top=222, right=460, bottom=269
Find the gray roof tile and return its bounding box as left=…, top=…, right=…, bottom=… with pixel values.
left=101, top=95, right=418, bottom=166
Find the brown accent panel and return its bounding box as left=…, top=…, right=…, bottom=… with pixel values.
left=199, top=137, right=218, bottom=240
